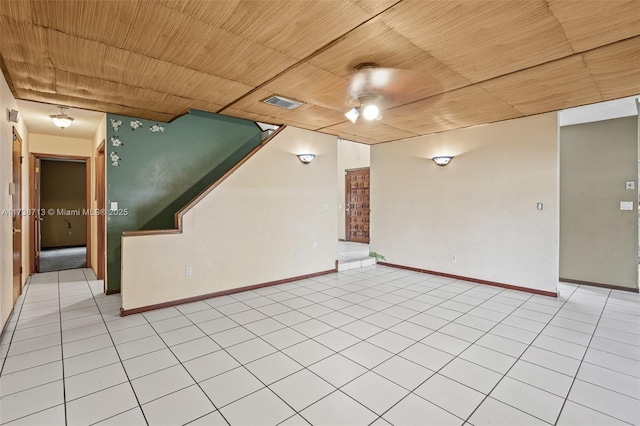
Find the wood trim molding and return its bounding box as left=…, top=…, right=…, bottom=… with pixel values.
left=85, top=157, right=92, bottom=269
left=29, top=153, right=89, bottom=161
left=560, top=278, right=639, bottom=293
left=29, top=153, right=91, bottom=274
left=121, top=267, right=336, bottom=316
left=28, top=154, right=36, bottom=274
left=1, top=307, right=15, bottom=336
left=106, top=288, right=121, bottom=295
left=121, top=126, right=286, bottom=238
left=378, top=261, right=558, bottom=297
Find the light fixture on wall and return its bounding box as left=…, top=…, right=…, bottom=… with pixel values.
left=50, top=106, right=74, bottom=129
left=296, top=153, right=316, bottom=164
left=432, top=156, right=453, bottom=166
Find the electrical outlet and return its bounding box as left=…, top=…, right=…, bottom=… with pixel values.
left=620, top=201, right=634, bottom=211
left=295, top=250, right=301, bottom=260
left=185, top=266, right=192, bottom=276
left=312, top=241, right=318, bottom=249
left=451, top=255, right=457, bottom=263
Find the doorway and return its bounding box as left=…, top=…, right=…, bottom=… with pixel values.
left=96, top=140, right=106, bottom=283
left=345, top=167, right=370, bottom=244
left=12, top=128, right=22, bottom=303
left=30, top=154, right=91, bottom=273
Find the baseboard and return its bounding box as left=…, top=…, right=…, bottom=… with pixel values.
left=0, top=307, right=15, bottom=339
left=121, top=268, right=338, bottom=316
left=41, top=245, right=87, bottom=250
left=560, top=278, right=639, bottom=293
left=378, top=261, right=557, bottom=297
left=106, top=288, right=121, bottom=295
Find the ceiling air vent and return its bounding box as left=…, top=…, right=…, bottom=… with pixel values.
left=261, top=95, right=303, bottom=110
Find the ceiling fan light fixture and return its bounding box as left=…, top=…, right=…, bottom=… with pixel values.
left=345, top=108, right=360, bottom=124
left=50, top=106, right=74, bottom=129
left=362, top=103, right=380, bottom=121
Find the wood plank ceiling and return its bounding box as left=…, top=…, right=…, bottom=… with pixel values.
left=0, top=0, right=638, bottom=144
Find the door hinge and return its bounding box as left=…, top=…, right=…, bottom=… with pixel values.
left=20, top=266, right=22, bottom=274
left=20, top=156, right=23, bottom=164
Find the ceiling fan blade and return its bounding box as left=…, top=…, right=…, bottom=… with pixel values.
left=348, top=67, right=397, bottom=98
left=381, top=70, right=443, bottom=106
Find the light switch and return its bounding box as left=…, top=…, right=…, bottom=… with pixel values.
left=626, top=181, right=635, bottom=190
left=536, top=202, right=543, bottom=210
left=620, top=201, right=634, bottom=211
left=322, top=203, right=329, bottom=211
left=110, top=201, right=118, bottom=211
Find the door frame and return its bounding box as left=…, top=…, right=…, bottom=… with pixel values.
left=29, top=153, right=91, bottom=274
left=96, top=140, right=106, bottom=285
left=12, top=127, right=22, bottom=303
left=345, top=167, right=371, bottom=244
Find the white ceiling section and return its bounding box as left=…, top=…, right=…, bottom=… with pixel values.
left=559, top=95, right=640, bottom=127
left=16, top=99, right=105, bottom=140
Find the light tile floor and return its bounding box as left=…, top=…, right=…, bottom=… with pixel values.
left=1, top=267, right=639, bottom=425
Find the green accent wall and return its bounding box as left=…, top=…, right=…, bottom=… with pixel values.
left=106, top=110, right=262, bottom=292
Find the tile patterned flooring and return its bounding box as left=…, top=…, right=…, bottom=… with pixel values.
left=1, top=267, right=639, bottom=425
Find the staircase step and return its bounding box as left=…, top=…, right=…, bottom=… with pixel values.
left=337, top=256, right=377, bottom=271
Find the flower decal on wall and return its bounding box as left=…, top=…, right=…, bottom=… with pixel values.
left=130, top=120, right=143, bottom=130
left=110, top=119, right=123, bottom=132
left=109, top=152, right=121, bottom=166
left=150, top=124, right=165, bottom=133
left=110, top=136, right=124, bottom=147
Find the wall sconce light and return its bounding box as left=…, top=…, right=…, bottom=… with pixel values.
left=297, top=153, right=316, bottom=164
left=432, top=156, right=453, bottom=166
left=50, top=106, right=74, bottom=129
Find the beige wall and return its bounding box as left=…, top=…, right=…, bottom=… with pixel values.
left=30, top=133, right=93, bottom=157
left=121, top=126, right=337, bottom=310
left=337, top=139, right=370, bottom=240
left=560, top=116, right=639, bottom=289
left=1, top=73, right=31, bottom=332
left=371, top=113, right=559, bottom=294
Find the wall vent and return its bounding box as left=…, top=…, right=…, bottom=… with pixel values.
left=261, top=95, right=303, bottom=110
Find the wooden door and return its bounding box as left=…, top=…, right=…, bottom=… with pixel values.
left=96, top=141, right=106, bottom=283
left=12, top=128, right=22, bottom=303
left=345, top=168, right=370, bottom=243
left=33, top=157, right=42, bottom=273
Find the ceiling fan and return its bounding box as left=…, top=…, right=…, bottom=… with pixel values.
left=344, top=63, right=437, bottom=124
left=344, top=63, right=387, bottom=123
